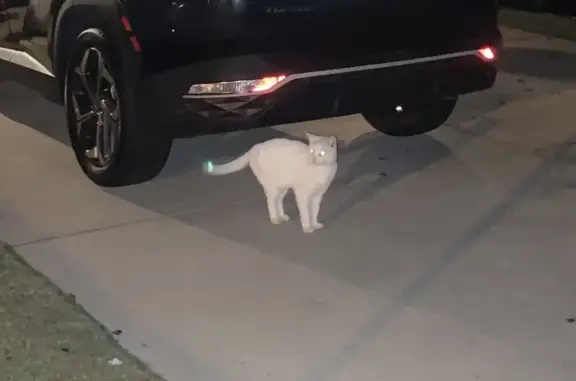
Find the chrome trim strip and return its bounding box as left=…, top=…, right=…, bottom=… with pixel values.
left=0, top=47, right=54, bottom=77
left=184, top=49, right=483, bottom=99
left=0, top=46, right=486, bottom=98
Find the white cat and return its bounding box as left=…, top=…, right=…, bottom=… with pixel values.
left=203, top=133, right=338, bottom=233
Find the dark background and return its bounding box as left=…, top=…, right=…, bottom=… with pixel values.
left=500, top=0, right=576, bottom=15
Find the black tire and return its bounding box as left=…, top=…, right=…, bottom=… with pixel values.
left=64, top=27, right=172, bottom=187
left=362, top=98, right=458, bottom=137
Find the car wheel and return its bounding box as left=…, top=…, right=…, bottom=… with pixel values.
left=362, top=98, right=458, bottom=137
left=64, top=28, right=172, bottom=187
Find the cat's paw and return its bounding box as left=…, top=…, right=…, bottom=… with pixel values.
left=312, top=222, right=324, bottom=230
left=271, top=214, right=290, bottom=224
left=302, top=225, right=316, bottom=233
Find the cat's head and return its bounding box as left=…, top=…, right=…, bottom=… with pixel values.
left=306, top=133, right=338, bottom=165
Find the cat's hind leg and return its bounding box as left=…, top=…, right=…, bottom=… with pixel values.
left=264, top=186, right=285, bottom=225
left=252, top=162, right=285, bottom=225
left=275, top=187, right=290, bottom=223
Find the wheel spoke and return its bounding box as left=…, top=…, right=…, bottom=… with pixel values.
left=95, top=121, right=106, bottom=166
left=107, top=100, right=120, bottom=121
left=108, top=123, right=116, bottom=156
left=93, top=50, right=106, bottom=103
left=78, top=110, right=97, bottom=124
left=94, top=50, right=115, bottom=102
left=108, top=86, right=120, bottom=120
left=94, top=60, right=102, bottom=104
left=101, top=64, right=115, bottom=89
left=75, top=48, right=107, bottom=107
left=102, top=117, right=112, bottom=159
left=71, top=92, right=97, bottom=134
left=108, top=115, right=118, bottom=152
left=106, top=102, right=120, bottom=158
left=96, top=111, right=119, bottom=164
left=75, top=50, right=95, bottom=106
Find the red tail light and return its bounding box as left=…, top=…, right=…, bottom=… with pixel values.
left=477, top=46, right=496, bottom=62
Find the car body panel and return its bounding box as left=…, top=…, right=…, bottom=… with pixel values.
left=120, top=0, right=500, bottom=76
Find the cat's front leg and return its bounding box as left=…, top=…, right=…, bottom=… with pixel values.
left=295, top=190, right=314, bottom=233
left=311, top=194, right=324, bottom=230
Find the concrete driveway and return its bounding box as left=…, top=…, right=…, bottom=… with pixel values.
left=1, top=27, right=576, bottom=381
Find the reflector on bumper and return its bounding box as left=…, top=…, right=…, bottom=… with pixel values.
left=188, top=75, right=287, bottom=97
left=476, top=46, right=496, bottom=62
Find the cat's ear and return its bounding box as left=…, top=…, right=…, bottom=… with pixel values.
left=328, top=136, right=337, bottom=148
left=306, top=133, right=321, bottom=143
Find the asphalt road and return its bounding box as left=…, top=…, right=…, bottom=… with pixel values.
left=1, top=27, right=576, bottom=381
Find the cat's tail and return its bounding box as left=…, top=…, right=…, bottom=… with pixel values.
left=203, top=150, right=250, bottom=176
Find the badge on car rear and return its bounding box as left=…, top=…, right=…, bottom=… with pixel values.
left=265, top=6, right=314, bottom=14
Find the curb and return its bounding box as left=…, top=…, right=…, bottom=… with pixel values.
left=500, top=8, right=576, bottom=42
left=0, top=240, right=167, bottom=381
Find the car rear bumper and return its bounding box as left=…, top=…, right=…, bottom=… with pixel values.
left=135, top=38, right=502, bottom=137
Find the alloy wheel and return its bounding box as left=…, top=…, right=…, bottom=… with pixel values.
left=69, top=47, right=121, bottom=169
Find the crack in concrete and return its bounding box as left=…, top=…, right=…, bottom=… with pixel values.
left=13, top=196, right=262, bottom=248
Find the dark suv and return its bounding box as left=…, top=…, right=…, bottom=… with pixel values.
left=0, top=0, right=502, bottom=187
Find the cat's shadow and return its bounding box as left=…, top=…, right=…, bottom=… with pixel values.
left=160, top=124, right=450, bottom=224
left=301, top=130, right=450, bottom=223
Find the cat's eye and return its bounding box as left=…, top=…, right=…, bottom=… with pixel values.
left=319, top=151, right=326, bottom=156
